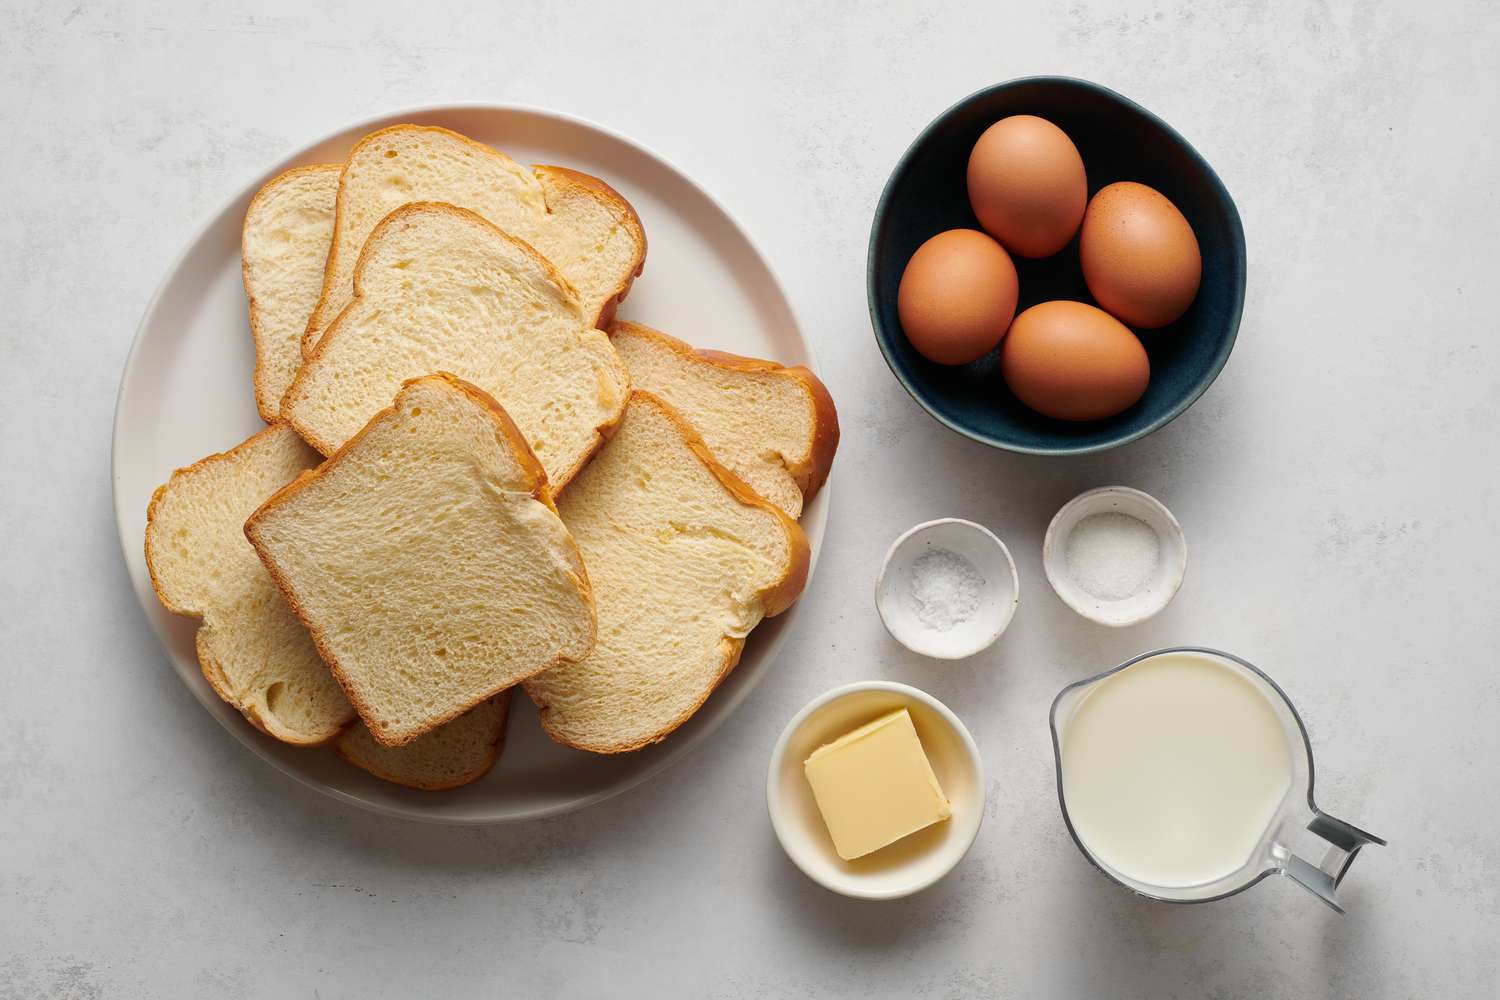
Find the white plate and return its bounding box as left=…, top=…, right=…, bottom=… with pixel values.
left=112, top=105, right=827, bottom=824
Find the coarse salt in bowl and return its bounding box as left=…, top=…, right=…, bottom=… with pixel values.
left=1043, top=487, right=1187, bottom=626
left=876, top=518, right=1019, bottom=659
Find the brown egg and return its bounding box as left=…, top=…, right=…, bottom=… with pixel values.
left=1000, top=301, right=1150, bottom=421
left=897, top=229, right=1019, bottom=365
left=966, top=115, right=1088, bottom=258
left=1080, top=182, right=1201, bottom=328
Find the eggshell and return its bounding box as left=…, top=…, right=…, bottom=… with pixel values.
left=1000, top=300, right=1150, bottom=421
left=897, top=229, right=1019, bottom=365
left=1080, top=181, right=1202, bottom=328
left=966, top=116, right=1088, bottom=258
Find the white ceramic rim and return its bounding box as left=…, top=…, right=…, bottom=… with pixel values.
left=1041, top=486, right=1187, bottom=627
left=765, top=680, right=985, bottom=900
left=874, top=517, right=1020, bottom=659
left=110, top=102, right=827, bottom=824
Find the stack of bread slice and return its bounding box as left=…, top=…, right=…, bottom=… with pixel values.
left=147, top=124, right=837, bottom=791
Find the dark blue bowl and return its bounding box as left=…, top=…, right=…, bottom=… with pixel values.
left=868, top=77, right=1245, bottom=455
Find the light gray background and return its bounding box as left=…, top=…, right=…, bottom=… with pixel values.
left=3, top=1, right=1496, bottom=997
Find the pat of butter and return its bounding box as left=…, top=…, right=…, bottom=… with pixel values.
left=803, top=708, right=952, bottom=861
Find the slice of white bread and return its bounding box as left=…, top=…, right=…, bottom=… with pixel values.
left=524, top=392, right=810, bottom=753
left=609, top=321, right=839, bottom=519
left=248, top=374, right=596, bottom=747
left=241, top=164, right=340, bottom=422
left=301, top=124, right=645, bottom=355
left=144, top=424, right=354, bottom=744
left=280, top=202, right=629, bottom=490
left=336, top=691, right=511, bottom=791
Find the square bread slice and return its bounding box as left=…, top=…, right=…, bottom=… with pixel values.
left=301, top=124, right=645, bottom=356
left=241, top=163, right=340, bottom=422
left=336, top=692, right=511, bottom=791
left=523, top=392, right=810, bottom=753
left=280, top=202, right=629, bottom=490
left=248, top=374, right=596, bottom=747
left=144, top=424, right=355, bottom=744
left=609, top=321, right=839, bottom=519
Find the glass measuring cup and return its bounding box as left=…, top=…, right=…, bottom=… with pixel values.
left=1049, top=646, right=1384, bottom=912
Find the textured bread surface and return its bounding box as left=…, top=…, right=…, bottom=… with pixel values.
left=242, top=164, right=340, bottom=422
left=610, top=321, right=839, bottom=519
left=337, top=692, right=511, bottom=790
left=144, top=425, right=354, bottom=744
left=281, top=202, right=629, bottom=489
left=302, top=125, right=644, bottom=353
left=524, top=392, right=809, bottom=753
left=248, top=374, right=595, bottom=747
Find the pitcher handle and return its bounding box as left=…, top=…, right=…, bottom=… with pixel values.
left=1279, top=811, right=1386, bottom=913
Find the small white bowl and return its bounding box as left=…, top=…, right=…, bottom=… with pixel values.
left=875, top=518, right=1019, bottom=659
left=766, top=681, right=984, bottom=900
left=1042, top=486, right=1187, bottom=627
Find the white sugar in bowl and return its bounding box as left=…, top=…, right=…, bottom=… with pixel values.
left=876, top=518, right=1019, bottom=659
left=1043, top=486, right=1187, bottom=627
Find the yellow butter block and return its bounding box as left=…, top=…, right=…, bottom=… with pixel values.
left=803, top=708, right=952, bottom=861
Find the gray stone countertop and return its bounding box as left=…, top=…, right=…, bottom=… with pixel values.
left=3, top=1, right=1496, bottom=996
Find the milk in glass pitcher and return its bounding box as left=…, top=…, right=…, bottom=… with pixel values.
left=1049, top=647, right=1383, bottom=912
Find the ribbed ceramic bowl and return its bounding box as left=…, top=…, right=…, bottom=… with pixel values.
left=868, top=76, right=1246, bottom=455
left=767, top=681, right=984, bottom=900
